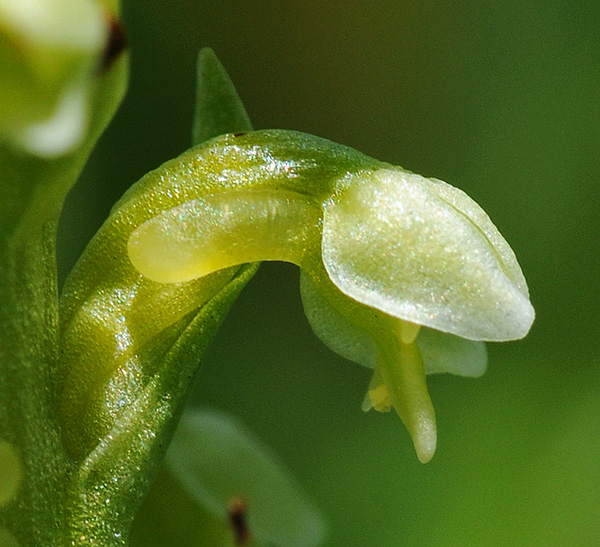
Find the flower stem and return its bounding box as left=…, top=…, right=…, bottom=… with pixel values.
left=0, top=214, right=69, bottom=545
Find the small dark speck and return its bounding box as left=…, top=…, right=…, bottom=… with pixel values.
left=228, top=496, right=251, bottom=545
left=232, top=132, right=247, bottom=138
left=100, top=15, right=127, bottom=73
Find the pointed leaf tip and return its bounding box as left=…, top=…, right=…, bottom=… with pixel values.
left=193, top=48, right=253, bottom=145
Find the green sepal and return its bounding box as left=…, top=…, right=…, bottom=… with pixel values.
left=193, top=47, right=253, bottom=146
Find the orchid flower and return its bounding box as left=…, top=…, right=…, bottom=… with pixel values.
left=124, top=130, right=534, bottom=463
left=0, top=0, right=123, bottom=157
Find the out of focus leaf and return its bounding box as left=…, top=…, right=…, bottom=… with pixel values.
left=167, top=408, right=327, bottom=547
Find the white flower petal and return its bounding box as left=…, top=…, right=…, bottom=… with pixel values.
left=417, top=328, right=487, bottom=377
left=300, top=271, right=377, bottom=368
left=14, top=83, right=89, bottom=157
left=322, top=168, right=534, bottom=341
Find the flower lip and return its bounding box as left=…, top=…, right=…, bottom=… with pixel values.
left=321, top=168, right=535, bottom=342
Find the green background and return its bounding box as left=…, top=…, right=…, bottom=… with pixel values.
left=58, top=1, right=600, bottom=545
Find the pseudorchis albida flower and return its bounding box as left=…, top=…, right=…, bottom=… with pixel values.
left=127, top=130, right=535, bottom=463
left=0, top=0, right=112, bottom=157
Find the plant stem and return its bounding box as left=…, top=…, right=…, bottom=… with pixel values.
left=0, top=45, right=127, bottom=542
left=0, top=214, right=69, bottom=545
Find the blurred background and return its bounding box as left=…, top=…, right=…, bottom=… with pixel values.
left=58, top=1, right=600, bottom=545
